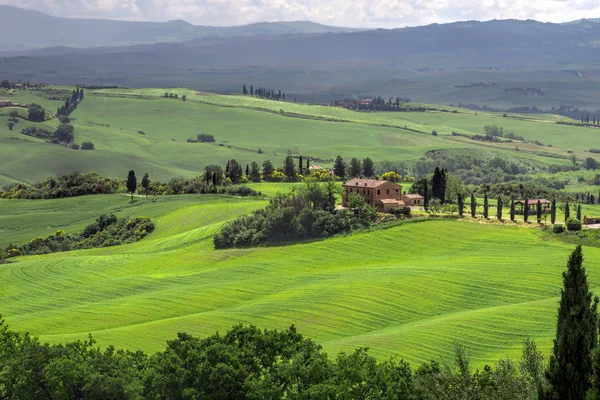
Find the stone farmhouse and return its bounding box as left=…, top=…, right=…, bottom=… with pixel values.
left=0, top=100, right=13, bottom=108
left=342, top=178, right=424, bottom=212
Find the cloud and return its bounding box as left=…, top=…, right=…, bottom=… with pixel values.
left=1, top=0, right=599, bottom=27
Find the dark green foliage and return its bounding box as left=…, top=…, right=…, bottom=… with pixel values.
left=80, top=141, right=94, bottom=150
left=497, top=196, right=503, bottom=220
left=126, top=170, right=137, bottom=201
left=483, top=193, right=489, bottom=218
left=262, top=159, right=275, bottom=180
left=524, top=198, right=529, bottom=222
left=0, top=172, right=120, bottom=199
left=20, top=126, right=54, bottom=140
left=250, top=161, right=261, bottom=182
left=362, top=157, right=375, bottom=177
left=204, top=165, right=224, bottom=185
left=3, top=214, right=155, bottom=259
left=225, top=186, right=260, bottom=197
left=284, top=154, right=296, bottom=181
left=333, top=155, right=346, bottom=178
left=431, top=167, right=447, bottom=202
left=227, top=159, right=243, bottom=184
left=554, top=224, right=565, bottom=234
left=349, top=157, right=361, bottom=177
left=566, top=217, right=582, bottom=231
left=551, top=199, right=557, bottom=225
left=197, top=133, right=215, bottom=142
left=565, top=203, right=571, bottom=220
left=471, top=193, right=476, bottom=218
left=584, top=157, right=599, bottom=170
left=537, top=200, right=542, bottom=223
left=577, top=204, right=582, bottom=221
left=547, top=246, right=599, bottom=400
left=27, top=103, right=45, bottom=121
left=510, top=199, right=515, bottom=221
left=213, top=181, right=372, bottom=249
left=458, top=193, right=464, bottom=216
left=54, top=123, right=75, bottom=143
left=141, top=173, right=150, bottom=197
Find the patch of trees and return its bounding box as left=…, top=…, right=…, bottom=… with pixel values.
left=0, top=246, right=598, bottom=399
left=1, top=213, right=154, bottom=260
left=27, top=104, right=46, bottom=122
left=21, top=123, right=75, bottom=146
left=0, top=172, right=120, bottom=199
left=214, top=181, right=377, bottom=248
left=187, top=133, right=215, bottom=143
left=335, top=96, right=426, bottom=112
left=505, top=87, right=544, bottom=96
left=56, top=87, right=84, bottom=117
left=242, top=85, right=286, bottom=100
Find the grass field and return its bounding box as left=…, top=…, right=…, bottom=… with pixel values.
left=2, top=193, right=599, bottom=368
left=1, top=86, right=596, bottom=187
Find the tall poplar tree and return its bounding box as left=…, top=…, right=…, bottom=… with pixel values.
left=537, top=200, right=542, bottom=223
left=510, top=199, right=515, bottom=221
left=565, top=203, right=571, bottom=220
left=141, top=173, right=150, bottom=198
left=551, top=199, right=557, bottom=225
left=578, top=205, right=582, bottom=221
left=471, top=193, right=476, bottom=218
left=126, top=170, right=137, bottom=202
left=524, top=198, right=529, bottom=222
left=457, top=193, right=464, bottom=217
left=423, top=181, right=429, bottom=211
left=547, top=245, right=599, bottom=400
left=497, top=196, right=503, bottom=220
left=483, top=193, right=489, bottom=218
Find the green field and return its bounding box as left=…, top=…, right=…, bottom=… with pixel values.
left=1, top=192, right=598, bottom=368
left=1, top=87, right=596, bottom=187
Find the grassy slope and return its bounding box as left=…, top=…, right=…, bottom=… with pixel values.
left=2, top=86, right=594, bottom=185
left=1, top=193, right=598, bottom=368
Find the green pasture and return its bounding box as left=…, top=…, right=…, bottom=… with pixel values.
left=1, top=193, right=599, bottom=368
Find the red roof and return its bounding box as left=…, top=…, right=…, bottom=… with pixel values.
left=343, top=179, right=399, bottom=188
left=517, top=199, right=551, bottom=205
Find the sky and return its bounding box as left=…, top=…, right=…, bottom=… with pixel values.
left=1, top=0, right=599, bottom=27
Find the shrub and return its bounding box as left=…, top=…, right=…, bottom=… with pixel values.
left=70, top=143, right=80, bottom=150
left=553, top=224, right=565, bottom=234
left=431, top=130, right=438, bottom=136
left=226, top=186, right=260, bottom=197
left=27, top=103, right=46, bottom=122
left=197, top=133, right=215, bottom=142
left=566, top=217, right=582, bottom=231
left=138, top=130, right=145, bottom=135
left=81, top=141, right=95, bottom=150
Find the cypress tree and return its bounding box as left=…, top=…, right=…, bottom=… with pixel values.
left=565, top=203, right=571, bottom=220
left=246, top=164, right=249, bottom=176
left=510, top=199, right=515, bottom=221
left=551, top=199, right=557, bottom=225
left=547, top=246, right=599, bottom=399
left=471, top=193, right=476, bottom=218
left=299, top=156, right=303, bottom=174
left=250, top=85, right=253, bottom=95
left=212, top=172, right=217, bottom=186
left=225, top=161, right=230, bottom=174
left=578, top=204, right=582, bottom=221
left=457, top=193, right=464, bottom=217
left=537, top=200, right=542, bottom=223
left=333, top=155, right=346, bottom=178
left=306, top=158, right=310, bottom=172
left=524, top=198, right=529, bottom=222
left=483, top=193, right=489, bottom=218
left=497, top=196, right=503, bottom=220
left=423, top=181, right=429, bottom=211
left=126, top=170, right=137, bottom=202
left=592, top=195, right=596, bottom=205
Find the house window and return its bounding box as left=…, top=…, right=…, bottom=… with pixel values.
left=363, top=189, right=365, bottom=194
left=387, top=189, right=390, bottom=195
left=396, top=189, right=399, bottom=193
left=377, top=190, right=380, bottom=195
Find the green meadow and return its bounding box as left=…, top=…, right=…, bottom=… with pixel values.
left=1, top=192, right=598, bottom=368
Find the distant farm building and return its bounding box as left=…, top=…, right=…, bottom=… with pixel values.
left=342, top=178, right=405, bottom=211
left=517, top=199, right=551, bottom=213
left=360, top=99, right=373, bottom=105
left=309, top=165, right=324, bottom=172
left=0, top=100, right=13, bottom=107
left=402, top=193, right=424, bottom=206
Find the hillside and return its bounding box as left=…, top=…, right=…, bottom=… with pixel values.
left=1, top=86, right=594, bottom=187
left=1, top=193, right=599, bottom=367
left=0, top=5, right=358, bottom=51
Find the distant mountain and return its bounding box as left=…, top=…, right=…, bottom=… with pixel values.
left=0, top=5, right=360, bottom=51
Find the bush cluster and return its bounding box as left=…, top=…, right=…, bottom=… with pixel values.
left=0, top=320, right=548, bottom=399
left=1, top=213, right=155, bottom=259
left=214, top=181, right=376, bottom=248
left=0, top=172, right=120, bottom=199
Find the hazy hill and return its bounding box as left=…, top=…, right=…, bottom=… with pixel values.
left=0, top=5, right=359, bottom=51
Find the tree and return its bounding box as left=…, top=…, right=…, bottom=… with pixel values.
left=250, top=85, right=253, bottom=95
left=7, top=121, right=14, bottom=130
left=431, top=167, right=447, bottom=202
left=497, top=196, right=503, bottom=220
left=577, top=205, right=582, bottom=221
left=483, top=193, right=489, bottom=218
left=284, top=155, right=296, bottom=181
left=245, top=164, right=250, bottom=177
left=547, top=245, right=599, bottom=400
left=181, top=95, right=186, bottom=101
left=349, top=157, right=361, bottom=177
left=126, top=170, right=137, bottom=202
left=565, top=202, right=571, bottom=221
left=81, top=141, right=95, bottom=150
left=243, top=85, right=248, bottom=95
left=299, top=156, right=303, bottom=174
left=262, top=159, right=275, bottom=180
left=27, top=103, right=45, bottom=122
left=54, top=124, right=75, bottom=143
left=0, top=79, right=9, bottom=89
left=228, top=159, right=243, bottom=184
left=212, top=172, right=217, bottom=186
left=457, top=193, right=464, bottom=217
left=423, top=180, right=429, bottom=211
left=362, top=157, right=375, bottom=177
left=471, top=193, right=476, bottom=218
left=524, top=198, right=529, bottom=222
left=250, top=161, right=261, bottom=182
left=551, top=199, right=557, bottom=225
left=333, top=155, right=346, bottom=178
left=141, top=173, right=150, bottom=197
left=537, top=200, right=542, bottom=224
left=510, top=199, right=515, bottom=221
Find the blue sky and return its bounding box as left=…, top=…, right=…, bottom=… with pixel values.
left=1, top=0, right=598, bottom=27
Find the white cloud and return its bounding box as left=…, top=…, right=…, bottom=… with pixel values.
left=1, top=0, right=599, bottom=27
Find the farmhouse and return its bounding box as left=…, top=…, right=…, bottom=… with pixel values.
left=0, top=100, right=13, bottom=108
left=517, top=199, right=551, bottom=212
left=402, top=193, right=424, bottom=206
left=342, top=178, right=405, bottom=211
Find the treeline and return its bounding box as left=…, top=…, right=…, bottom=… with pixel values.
left=335, top=96, right=428, bottom=112
left=1, top=213, right=154, bottom=260
left=214, top=181, right=378, bottom=248
left=0, top=246, right=598, bottom=399
left=56, top=87, right=84, bottom=117
left=242, top=85, right=286, bottom=100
